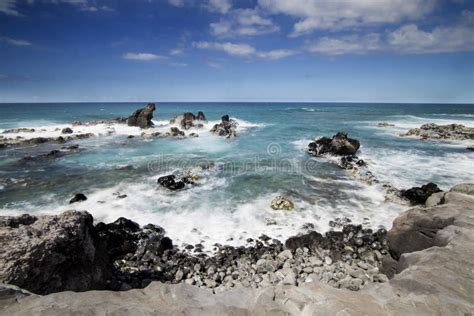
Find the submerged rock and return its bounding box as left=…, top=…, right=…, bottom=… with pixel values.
left=270, top=196, right=294, bottom=210
left=210, top=115, right=238, bottom=138
left=69, top=193, right=88, bottom=204
left=127, top=103, right=156, bottom=129
left=308, top=132, right=360, bottom=156
left=401, top=123, right=474, bottom=141
left=400, top=182, right=442, bottom=205
left=377, top=122, right=395, bottom=127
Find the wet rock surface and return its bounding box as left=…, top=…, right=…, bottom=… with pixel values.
left=127, top=103, right=156, bottom=129
left=2, top=184, right=473, bottom=315
left=308, top=132, right=360, bottom=156
left=170, top=112, right=206, bottom=130
left=401, top=123, right=474, bottom=141
left=400, top=182, right=442, bottom=205
left=211, top=115, right=238, bottom=138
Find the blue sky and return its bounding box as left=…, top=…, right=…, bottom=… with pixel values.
left=0, top=0, right=473, bottom=103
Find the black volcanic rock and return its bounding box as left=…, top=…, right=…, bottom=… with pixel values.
left=69, top=193, right=88, bottom=204
left=308, top=132, right=360, bottom=156
left=127, top=103, right=156, bottom=129
left=401, top=182, right=442, bottom=205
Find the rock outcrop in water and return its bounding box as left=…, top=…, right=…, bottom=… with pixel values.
left=170, top=112, right=207, bottom=130
left=127, top=103, right=156, bottom=129
left=157, top=174, right=193, bottom=190
left=2, top=183, right=473, bottom=314
left=400, top=182, right=442, bottom=205
left=211, top=115, right=238, bottom=138
left=308, top=132, right=360, bottom=156
left=401, top=123, right=474, bottom=141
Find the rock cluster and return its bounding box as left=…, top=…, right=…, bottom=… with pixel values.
left=127, top=103, right=156, bottom=129
left=157, top=174, right=194, bottom=191
left=308, top=132, right=360, bottom=156
left=400, top=182, right=442, bottom=205
left=211, top=115, right=238, bottom=138
left=270, top=196, right=294, bottom=210
left=0, top=133, right=94, bottom=148
left=170, top=112, right=206, bottom=130
left=401, top=123, right=474, bottom=141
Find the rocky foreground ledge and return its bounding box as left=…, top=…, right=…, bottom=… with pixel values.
left=1, top=184, right=474, bottom=315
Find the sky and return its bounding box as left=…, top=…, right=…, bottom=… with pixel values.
left=0, top=0, right=473, bottom=103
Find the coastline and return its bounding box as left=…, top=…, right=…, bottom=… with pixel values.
left=1, top=183, right=473, bottom=314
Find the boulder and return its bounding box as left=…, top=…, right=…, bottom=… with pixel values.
left=210, top=115, right=238, bottom=138
left=467, top=145, right=474, bottom=151
left=400, top=182, right=442, bottom=205
left=450, top=183, right=474, bottom=195
left=69, top=193, right=88, bottom=204
left=61, top=127, right=73, bottom=134
left=308, top=132, right=360, bottom=156
left=270, top=196, right=294, bottom=210
left=170, top=127, right=185, bottom=137
left=127, top=103, right=156, bottom=129
left=0, top=211, right=110, bottom=295
left=196, top=111, right=206, bottom=121
left=157, top=175, right=193, bottom=191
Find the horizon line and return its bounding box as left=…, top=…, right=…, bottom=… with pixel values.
left=0, top=101, right=473, bottom=105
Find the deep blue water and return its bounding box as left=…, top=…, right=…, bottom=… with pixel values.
left=0, top=102, right=473, bottom=247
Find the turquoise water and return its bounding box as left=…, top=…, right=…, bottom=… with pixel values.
left=0, top=103, right=473, bottom=247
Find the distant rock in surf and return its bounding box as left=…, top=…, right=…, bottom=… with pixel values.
left=127, top=103, right=156, bottom=129
left=70, top=193, right=88, bottom=204
left=377, top=122, right=395, bottom=127
left=61, top=127, right=73, bottom=134
left=400, top=123, right=474, bottom=141
left=211, top=115, right=238, bottom=138
left=400, top=182, right=442, bottom=205
left=270, top=196, right=294, bottom=210
left=467, top=145, right=474, bottom=151
left=170, top=111, right=207, bottom=130
left=308, top=132, right=360, bottom=156
left=157, top=175, right=193, bottom=191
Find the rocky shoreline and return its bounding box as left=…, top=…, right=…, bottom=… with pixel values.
left=1, top=183, right=473, bottom=314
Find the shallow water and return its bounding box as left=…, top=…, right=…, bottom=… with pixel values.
left=0, top=102, right=473, bottom=248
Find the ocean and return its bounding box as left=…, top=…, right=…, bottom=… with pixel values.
left=0, top=102, right=473, bottom=248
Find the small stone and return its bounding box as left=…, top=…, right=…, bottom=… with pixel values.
left=184, top=278, right=195, bottom=285
left=277, top=249, right=293, bottom=260
left=324, top=256, right=333, bottom=265
left=175, top=269, right=184, bottom=282
left=357, top=261, right=368, bottom=270
left=282, top=271, right=297, bottom=285
left=194, top=264, right=202, bottom=272
left=373, top=274, right=389, bottom=283
left=310, top=256, right=323, bottom=267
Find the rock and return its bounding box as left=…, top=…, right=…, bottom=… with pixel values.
left=69, top=193, right=87, bottom=204
left=308, top=132, right=360, bottom=156
left=425, top=191, right=445, bottom=207
left=0, top=211, right=110, bottom=295
left=270, top=196, right=294, bottom=210
left=170, top=127, right=185, bottom=137
left=450, top=183, right=474, bottom=195
left=170, top=112, right=206, bottom=130
left=401, top=123, right=474, bottom=141
left=127, top=103, right=156, bottom=129
left=61, top=127, right=73, bottom=134
left=157, top=175, right=193, bottom=190
left=400, top=182, right=442, bottom=205
left=467, top=145, right=474, bottom=151
left=324, top=256, right=332, bottom=265
left=210, top=115, right=238, bottom=138
left=277, top=250, right=293, bottom=261
left=377, top=122, right=395, bottom=127
left=282, top=271, right=297, bottom=285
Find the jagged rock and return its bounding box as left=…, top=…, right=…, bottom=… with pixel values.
left=270, top=196, right=294, bottom=210
left=308, top=132, right=360, bottom=156
left=169, top=127, right=185, bottom=137
left=61, top=127, right=73, bottom=134
left=0, top=211, right=111, bottom=295
left=401, top=123, right=474, bottom=141
left=157, top=175, right=193, bottom=190
left=127, top=103, right=156, bottom=129
left=170, top=112, right=206, bottom=130
left=210, top=115, right=238, bottom=138
left=400, top=182, right=442, bottom=205
left=69, top=193, right=87, bottom=204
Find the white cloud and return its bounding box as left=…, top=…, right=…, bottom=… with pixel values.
left=258, top=0, right=435, bottom=36
left=210, top=8, right=279, bottom=37
left=122, top=52, right=166, bottom=61
left=1, top=36, right=32, bottom=46
left=170, top=62, right=187, bottom=67
left=204, top=0, right=232, bottom=14
left=169, top=48, right=184, bottom=56
left=388, top=14, right=474, bottom=53
left=0, top=0, right=22, bottom=16
left=306, top=33, right=381, bottom=55
left=194, top=41, right=296, bottom=60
